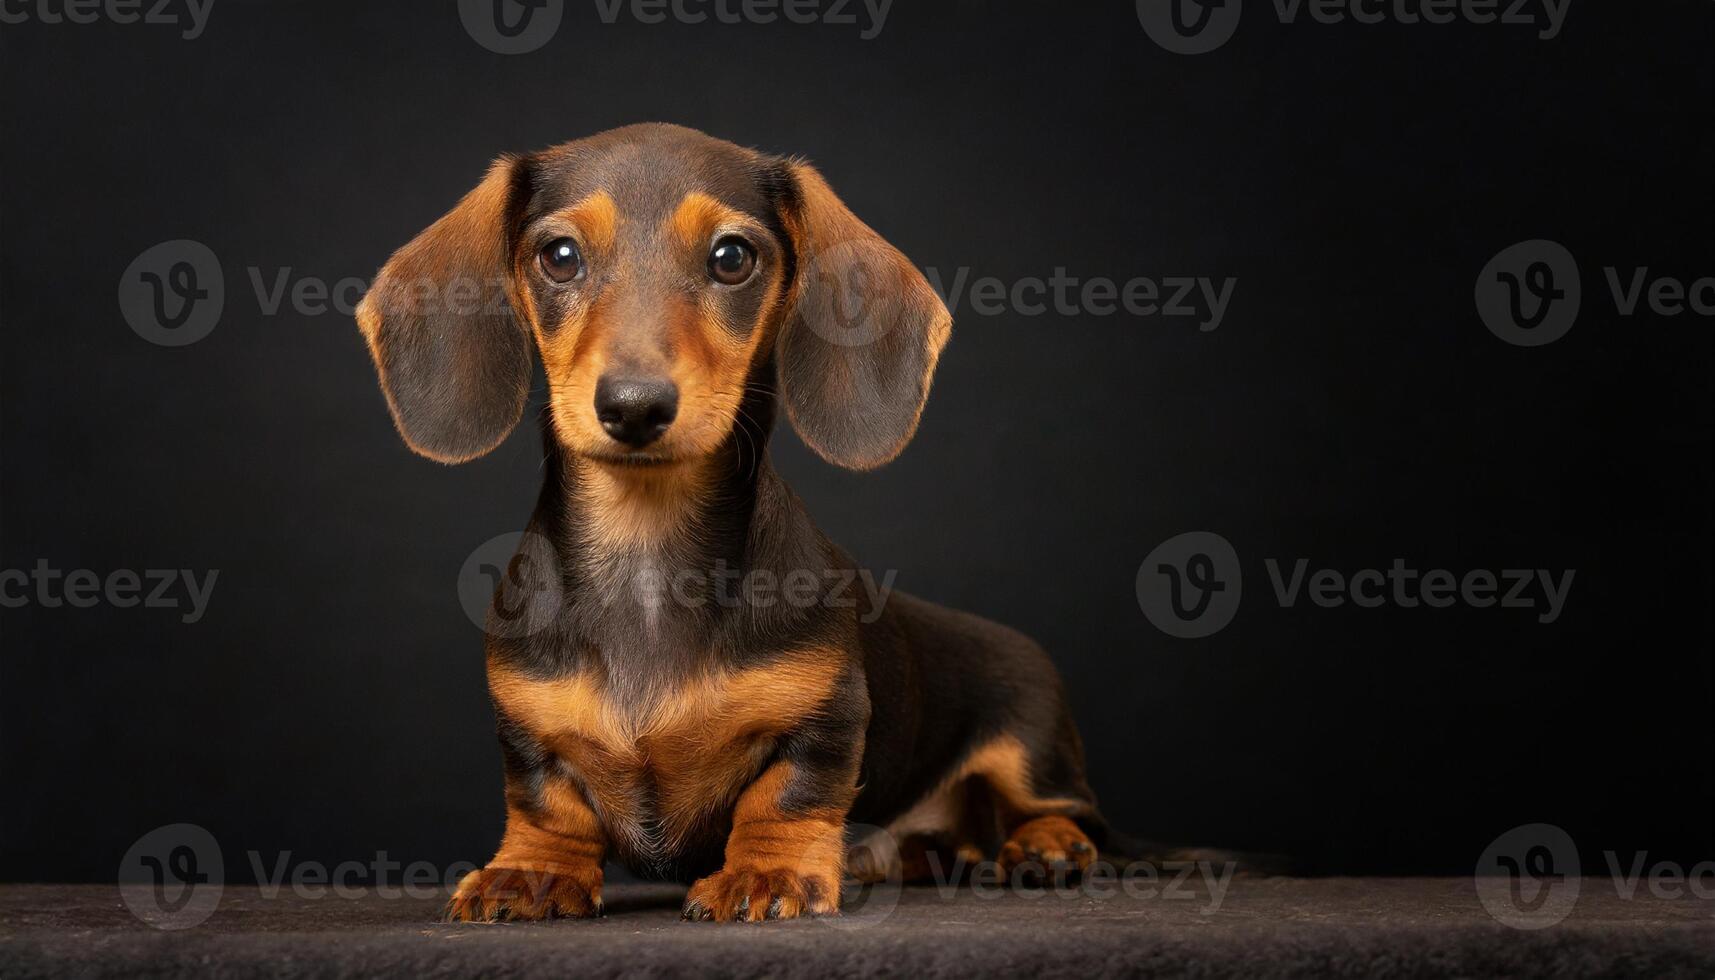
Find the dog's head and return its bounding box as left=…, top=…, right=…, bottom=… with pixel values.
left=356, top=123, right=950, bottom=473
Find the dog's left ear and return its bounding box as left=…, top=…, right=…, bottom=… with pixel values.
left=775, top=162, right=952, bottom=471
left=356, top=156, right=534, bottom=464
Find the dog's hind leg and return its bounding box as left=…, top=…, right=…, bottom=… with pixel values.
left=965, top=713, right=1105, bottom=882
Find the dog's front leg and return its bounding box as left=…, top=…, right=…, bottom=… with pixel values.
left=682, top=757, right=856, bottom=922
left=446, top=775, right=607, bottom=922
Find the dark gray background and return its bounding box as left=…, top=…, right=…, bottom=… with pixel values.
left=2, top=0, right=1710, bottom=880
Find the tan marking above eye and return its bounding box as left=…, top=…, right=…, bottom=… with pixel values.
left=543, top=190, right=620, bottom=256
left=668, top=191, right=751, bottom=251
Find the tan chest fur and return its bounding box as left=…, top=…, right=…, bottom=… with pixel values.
left=488, top=654, right=843, bottom=855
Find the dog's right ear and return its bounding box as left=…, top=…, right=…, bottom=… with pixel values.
left=356, top=156, right=534, bottom=464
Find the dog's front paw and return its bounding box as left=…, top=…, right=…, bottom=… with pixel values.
left=445, top=863, right=603, bottom=922
left=681, top=866, right=839, bottom=922
left=1000, top=815, right=1096, bottom=882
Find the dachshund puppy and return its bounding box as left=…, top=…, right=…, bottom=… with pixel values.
left=358, top=123, right=1111, bottom=922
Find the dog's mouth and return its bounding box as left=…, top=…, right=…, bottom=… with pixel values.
left=582, top=448, right=685, bottom=468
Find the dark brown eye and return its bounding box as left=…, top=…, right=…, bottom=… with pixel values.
left=708, top=237, right=756, bottom=285
left=539, top=238, right=583, bottom=283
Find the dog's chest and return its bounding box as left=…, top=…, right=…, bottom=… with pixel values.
left=488, top=655, right=842, bottom=871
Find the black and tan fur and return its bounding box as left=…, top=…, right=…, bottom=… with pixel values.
left=358, top=124, right=1111, bottom=923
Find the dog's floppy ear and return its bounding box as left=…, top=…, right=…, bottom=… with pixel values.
left=775, top=162, right=952, bottom=471
left=356, top=156, right=533, bottom=464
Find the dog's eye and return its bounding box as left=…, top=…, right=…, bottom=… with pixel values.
left=539, top=238, right=584, bottom=283
left=708, top=237, right=756, bottom=286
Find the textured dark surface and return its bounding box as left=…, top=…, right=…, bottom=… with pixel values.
left=3, top=878, right=1712, bottom=978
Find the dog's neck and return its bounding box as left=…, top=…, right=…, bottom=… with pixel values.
left=551, top=441, right=761, bottom=600
left=528, top=387, right=833, bottom=696
left=570, top=459, right=720, bottom=560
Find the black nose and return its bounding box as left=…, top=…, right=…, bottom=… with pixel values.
left=594, top=375, right=679, bottom=448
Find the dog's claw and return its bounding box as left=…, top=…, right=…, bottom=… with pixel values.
left=682, top=866, right=838, bottom=922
